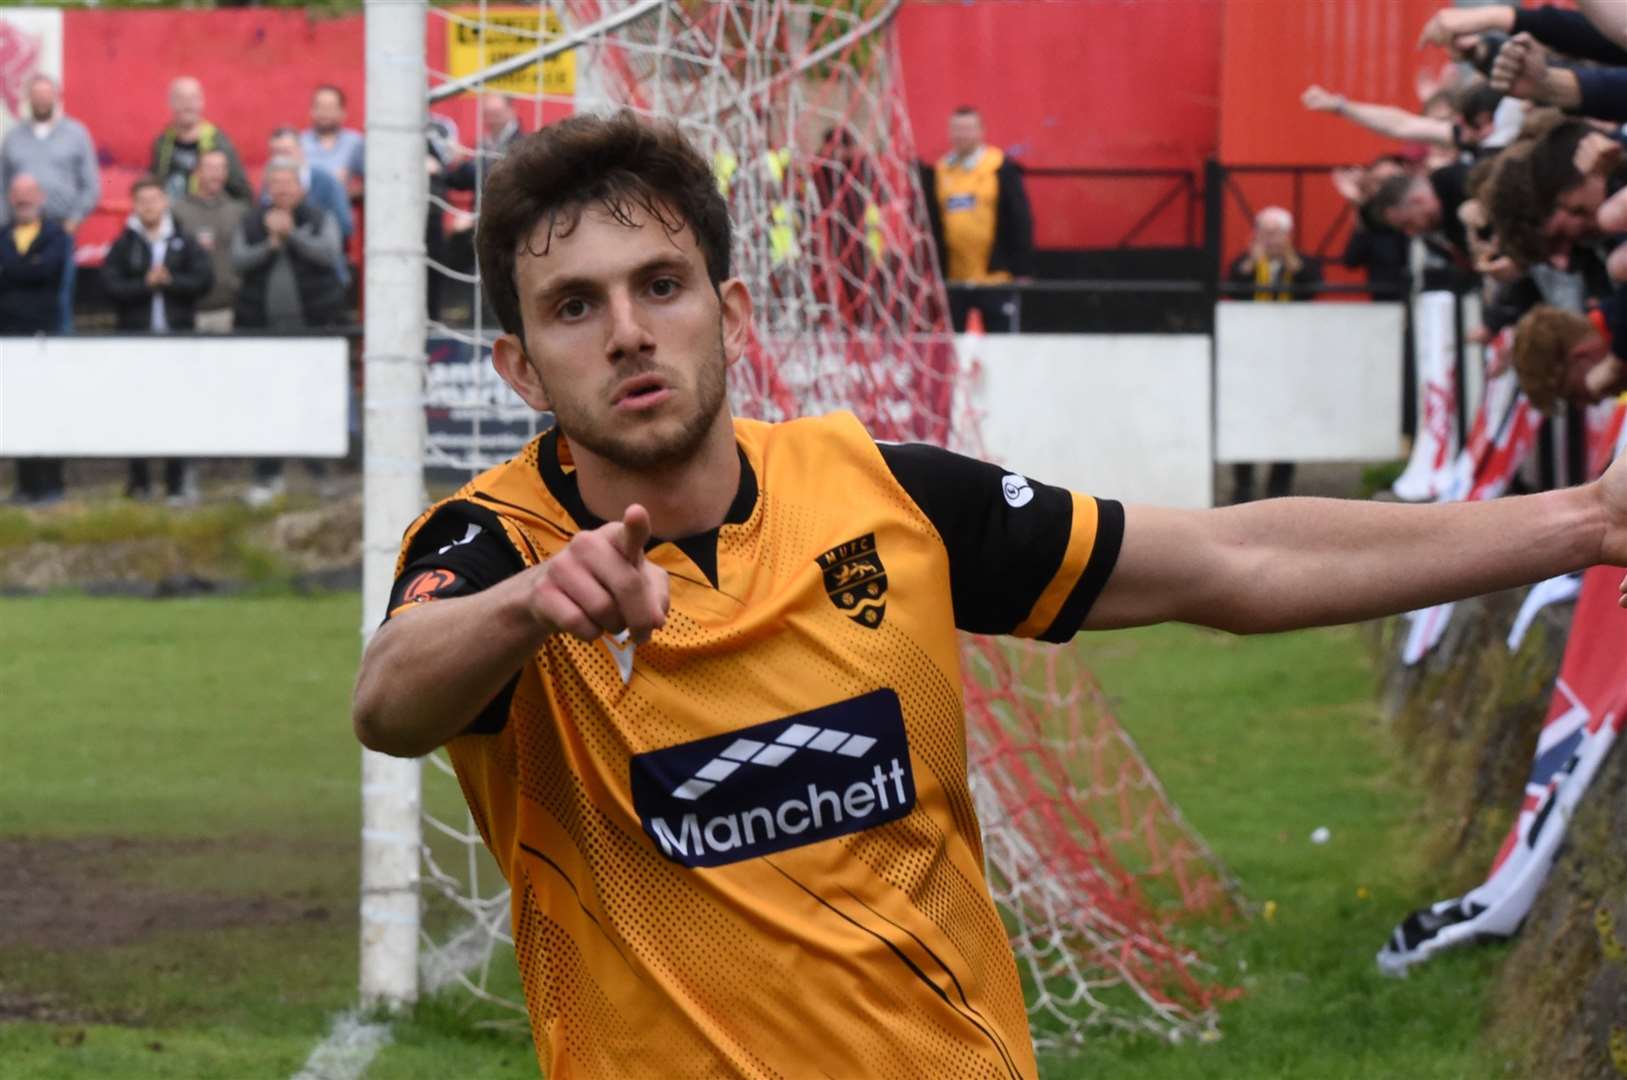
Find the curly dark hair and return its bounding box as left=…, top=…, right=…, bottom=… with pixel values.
left=475, top=110, right=732, bottom=338
left=1484, top=111, right=1591, bottom=268
left=1512, top=305, right=1596, bottom=413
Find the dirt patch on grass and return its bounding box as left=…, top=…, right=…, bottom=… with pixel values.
left=0, top=836, right=338, bottom=953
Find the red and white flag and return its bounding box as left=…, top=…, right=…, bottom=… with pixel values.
left=1380, top=564, right=1627, bottom=974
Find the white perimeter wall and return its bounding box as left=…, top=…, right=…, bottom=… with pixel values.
left=958, top=333, right=1213, bottom=508
left=1214, top=301, right=1405, bottom=463
left=0, top=337, right=348, bottom=456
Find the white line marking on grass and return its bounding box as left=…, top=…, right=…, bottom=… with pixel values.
left=290, top=1010, right=393, bottom=1080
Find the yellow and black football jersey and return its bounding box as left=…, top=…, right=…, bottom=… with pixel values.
left=388, top=410, right=1123, bottom=1079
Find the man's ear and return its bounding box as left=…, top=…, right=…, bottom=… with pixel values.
left=492, top=333, right=551, bottom=411
left=718, top=278, right=754, bottom=369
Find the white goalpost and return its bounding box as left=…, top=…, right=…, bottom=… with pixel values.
left=361, top=0, right=1240, bottom=1048
left=359, top=0, right=429, bottom=1009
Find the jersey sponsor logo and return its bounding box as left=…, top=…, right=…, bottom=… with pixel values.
left=945, top=193, right=977, bottom=212
left=815, top=532, right=887, bottom=629
left=1000, top=473, right=1034, bottom=508
left=630, top=689, right=916, bottom=868
left=402, top=568, right=461, bottom=604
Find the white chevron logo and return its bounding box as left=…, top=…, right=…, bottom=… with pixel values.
left=669, top=723, right=879, bottom=801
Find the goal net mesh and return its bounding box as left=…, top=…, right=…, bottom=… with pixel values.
left=416, top=0, right=1240, bottom=1048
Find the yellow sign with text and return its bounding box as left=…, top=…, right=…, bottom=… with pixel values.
left=447, top=7, right=575, bottom=97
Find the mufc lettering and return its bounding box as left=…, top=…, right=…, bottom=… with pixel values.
left=816, top=532, right=888, bottom=629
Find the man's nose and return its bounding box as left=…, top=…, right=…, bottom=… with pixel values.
left=605, top=290, right=655, bottom=361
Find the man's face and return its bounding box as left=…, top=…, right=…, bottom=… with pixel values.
left=1387, top=181, right=1441, bottom=236
left=1460, top=110, right=1496, bottom=147
left=1545, top=175, right=1605, bottom=244
left=195, top=152, right=228, bottom=197
left=311, top=89, right=345, bottom=133
left=505, top=203, right=741, bottom=472
left=169, top=80, right=203, bottom=129
left=266, top=168, right=303, bottom=211
left=1255, top=219, right=1292, bottom=259
left=9, top=177, right=42, bottom=224
left=269, top=134, right=303, bottom=165
left=482, top=96, right=512, bottom=140
left=133, top=186, right=167, bottom=229
left=948, top=113, right=982, bottom=158
left=27, top=78, right=55, bottom=122
left=1562, top=332, right=1612, bottom=403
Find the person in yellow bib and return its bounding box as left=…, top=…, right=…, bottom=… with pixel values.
left=353, top=110, right=1627, bottom=1079
left=923, top=105, right=1033, bottom=332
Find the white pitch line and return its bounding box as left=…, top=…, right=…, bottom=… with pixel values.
left=289, top=1010, right=394, bottom=1080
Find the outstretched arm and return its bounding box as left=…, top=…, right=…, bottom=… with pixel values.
left=1301, top=85, right=1454, bottom=147
left=1085, top=474, right=1623, bottom=634
left=1417, top=4, right=1515, bottom=50
left=1578, top=0, right=1627, bottom=50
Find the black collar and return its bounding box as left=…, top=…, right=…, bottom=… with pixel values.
left=535, top=425, right=757, bottom=589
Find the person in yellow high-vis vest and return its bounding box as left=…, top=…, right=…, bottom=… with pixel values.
left=922, top=106, right=1033, bottom=332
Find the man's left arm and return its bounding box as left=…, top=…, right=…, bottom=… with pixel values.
left=167, top=236, right=214, bottom=299
left=72, top=121, right=100, bottom=226
left=285, top=210, right=342, bottom=266
left=996, top=158, right=1035, bottom=278
left=1086, top=484, right=1617, bottom=634
left=216, top=130, right=253, bottom=201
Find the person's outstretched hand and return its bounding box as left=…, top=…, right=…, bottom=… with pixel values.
left=1491, top=33, right=1549, bottom=99
left=1301, top=84, right=1343, bottom=112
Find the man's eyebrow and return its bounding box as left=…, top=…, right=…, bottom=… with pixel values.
left=531, top=256, right=694, bottom=305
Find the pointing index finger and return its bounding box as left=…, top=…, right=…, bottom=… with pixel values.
left=616, top=503, right=652, bottom=563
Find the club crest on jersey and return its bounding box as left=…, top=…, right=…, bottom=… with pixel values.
left=815, top=532, right=887, bottom=629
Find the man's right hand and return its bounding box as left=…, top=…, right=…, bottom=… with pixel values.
left=1491, top=33, right=1549, bottom=99
left=527, top=504, right=670, bottom=645
left=1301, top=84, right=1343, bottom=113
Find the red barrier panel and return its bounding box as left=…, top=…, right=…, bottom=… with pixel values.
left=897, top=0, right=1220, bottom=249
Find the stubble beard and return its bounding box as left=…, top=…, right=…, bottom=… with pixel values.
left=545, top=331, right=730, bottom=474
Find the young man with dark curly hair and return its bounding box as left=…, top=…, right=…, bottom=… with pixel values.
left=353, top=110, right=1627, bottom=1079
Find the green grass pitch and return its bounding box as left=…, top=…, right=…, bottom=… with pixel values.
left=0, top=594, right=1511, bottom=1077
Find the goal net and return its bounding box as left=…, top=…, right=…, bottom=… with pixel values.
left=385, top=0, right=1241, bottom=1049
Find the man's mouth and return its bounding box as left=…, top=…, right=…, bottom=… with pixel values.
left=612, top=374, right=672, bottom=411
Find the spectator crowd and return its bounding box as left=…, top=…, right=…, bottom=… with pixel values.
left=4, top=74, right=508, bottom=507
left=1293, top=2, right=1627, bottom=500
left=18, top=4, right=1627, bottom=510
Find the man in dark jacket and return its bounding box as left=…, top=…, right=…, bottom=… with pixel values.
left=101, top=174, right=214, bottom=503
left=232, top=158, right=344, bottom=332
left=920, top=105, right=1034, bottom=332
left=232, top=157, right=345, bottom=506
left=1, top=174, right=70, bottom=503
